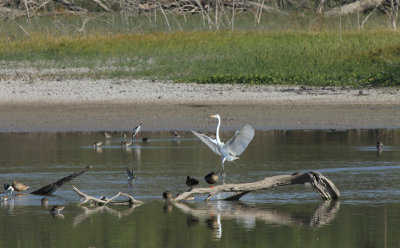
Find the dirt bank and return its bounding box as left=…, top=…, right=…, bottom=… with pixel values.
left=0, top=79, right=399, bottom=132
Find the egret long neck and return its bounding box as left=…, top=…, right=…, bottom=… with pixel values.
left=215, top=116, right=222, bottom=144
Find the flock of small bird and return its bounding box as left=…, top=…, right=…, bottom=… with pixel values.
left=2, top=180, right=66, bottom=216
left=93, top=123, right=154, bottom=149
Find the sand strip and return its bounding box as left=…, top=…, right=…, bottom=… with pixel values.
left=0, top=79, right=399, bottom=132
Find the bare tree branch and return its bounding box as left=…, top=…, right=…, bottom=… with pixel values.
left=72, top=185, right=143, bottom=206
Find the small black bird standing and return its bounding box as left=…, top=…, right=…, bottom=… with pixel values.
left=186, top=176, right=199, bottom=190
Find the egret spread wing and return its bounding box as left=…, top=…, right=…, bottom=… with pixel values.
left=225, top=125, right=255, bottom=156
left=191, top=131, right=221, bottom=155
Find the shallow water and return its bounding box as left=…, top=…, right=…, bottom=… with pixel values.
left=0, top=129, right=399, bottom=247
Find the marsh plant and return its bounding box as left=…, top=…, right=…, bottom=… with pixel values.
left=0, top=0, right=399, bottom=86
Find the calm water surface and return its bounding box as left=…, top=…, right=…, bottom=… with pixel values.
left=0, top=129, right=400, bottom=247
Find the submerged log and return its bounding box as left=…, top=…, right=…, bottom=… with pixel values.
left=72, top=185, right=143, bottom=206
left=168, top=171, right=340, bottom=202
left=31, top=166, right=93, bottom=195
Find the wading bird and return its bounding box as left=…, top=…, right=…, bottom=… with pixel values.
left=132, top=124, right=142, bottom=138
left=173, top=131, right=183, bottom=139
left=4, top=184, right=14, bottom=194
left=12, top=181, right=30, bottom=192
left=41, top=197, right=49, bottom=206
left=192, top=114, right=254, bottom=174
left=186, top=176, right=199, bottom=190
left=125, top=167, right=136, bottom=182
left=205, top=171, right=219, bottom=187
left=376, top=141, right=384, bottom=152
left=104, top=132, right=112, bottom=139
left=121, top=139, right=132, bottom=147
left=50, top=205, right=65, bottom=214
left=93, top=140, right=103, bottom=148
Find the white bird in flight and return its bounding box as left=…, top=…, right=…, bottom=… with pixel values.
left=192, top=114, right=255, bottom=173
left=132, top=123, right=142, bottom=140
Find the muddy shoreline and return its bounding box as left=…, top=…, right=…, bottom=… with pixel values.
left=0, top=102, right=399, bottom=132
left=0, top=79, right=399, bottom=132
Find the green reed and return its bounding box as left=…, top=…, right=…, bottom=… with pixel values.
left=0, top=13, right=399, bottom=86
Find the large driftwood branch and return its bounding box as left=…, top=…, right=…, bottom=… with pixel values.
left=169, top=171, right=339, bottom=202
left=324, top=0, right=384, bottom=16
left=72, top=185, right=143, bottom=206
left=30, top=166, right=92, bottom=195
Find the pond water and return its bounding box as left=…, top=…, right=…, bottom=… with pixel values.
left=0, top=129, right=399, bottom=248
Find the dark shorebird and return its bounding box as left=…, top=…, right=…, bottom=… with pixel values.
left=121, top=139, right=132, bottom=147
left=104, top=132, right=112, bottom=139
left=205, top=172, right=219, bottom=187
left=376, top=141, right=384, bottom=152
left=163, top=191, right=173, bottom=200
left=93, top=140, right=103, bottom=148
left=173, top=131, right=183, bottom=139
left=186, top=176, right=199, bottom=190
left=4, top=184, right=14, bottom=194
left=142, top=137, right=149, bottom=142
left=12, top=181, right=30, bottom=192
left=50, top=205, right=65, bottom=214
left=125, top=167, right=136, bottom=182
left=41, top=197, right=49, bottom=206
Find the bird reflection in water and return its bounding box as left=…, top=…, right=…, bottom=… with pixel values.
left=206, top=213, right=222, bottom=240
left=172, top=200, right=341, bottom=239
left=186, top=214, right=200, bottom=228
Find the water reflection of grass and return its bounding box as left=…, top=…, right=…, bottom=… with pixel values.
left=0, top=14, right=399, bottom=86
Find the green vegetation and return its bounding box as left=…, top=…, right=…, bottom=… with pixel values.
left=0, top=13, right=399, bottom=86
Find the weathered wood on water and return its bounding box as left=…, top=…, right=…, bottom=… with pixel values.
left=30, top=165, right=93, bottom=195
left=168, top=171, right=340, bottom=202
left=72, top=185, right=143, bottom=206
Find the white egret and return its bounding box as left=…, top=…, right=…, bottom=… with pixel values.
left=192, top=114, right=254, bottom=174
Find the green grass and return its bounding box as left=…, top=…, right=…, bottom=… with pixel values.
left=0, top=13, right=399, bottom=86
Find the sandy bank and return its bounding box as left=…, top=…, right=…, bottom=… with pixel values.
left=0, top=79, right=399, bottom=132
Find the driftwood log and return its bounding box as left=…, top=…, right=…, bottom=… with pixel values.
left=30, top=165, right=92, bottom=195
left=167, top=171, right=340, bottom=202
left=72, top=185, right=143, bottom=206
